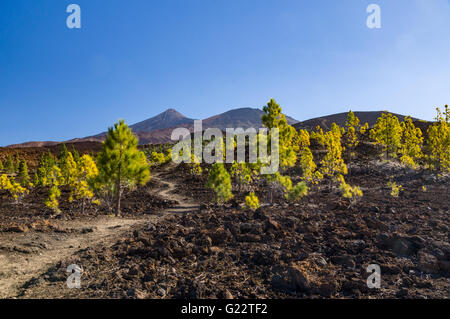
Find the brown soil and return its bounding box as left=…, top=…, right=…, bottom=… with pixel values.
left=12, top=161, right=449, bottom=299
left=0, top=164, right=189, bottom=299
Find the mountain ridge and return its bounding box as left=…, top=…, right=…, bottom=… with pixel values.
left=5, top=109, right=427, bottom=148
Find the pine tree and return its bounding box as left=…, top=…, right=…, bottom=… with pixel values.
left=71, top=146, right=80, bottom=162
left=46, top=185, right=61, bottom=213
left=261, top=99, right=298, bottom=169
left=336, top=174, right=363, bottom=207
left=36, top=152, right=56, bottom=186
left=17, top=159, right=31, bottom=187
left=426, top=106, right=449, bottom=172
left=293, top=129, right=310, bottom=153
left=0, top=174, right=29, bottom=203
left=58, top=144, right=71, bottom=184
left=266, top=172, right=308, bottom=202
left=206, top=163, right=233, bottom=203
left=5, top=155, right=15, bottom=174
left=343, top=110, right=361, bottom=160
left=14, top=153, right=20, bottom=172
left=189, top=154, right=203, bottom=176
left=69, top=154, right=98, bottom=214
left=400, top=116, right=423, bottom=168
left=311, top=125, right=326, bottom=146
left=244, top=192, right=260, bottom=211
left=44, top=165, right=63, bottom=213
left=319, top=123, right=348, bottom=181
left=299, top=147, right=323, bottom=184
left=230, top=162, right=257, bottom=191
left=96, top=120, right=151, bottom=216
left=370, top=112, right=402, bottom=159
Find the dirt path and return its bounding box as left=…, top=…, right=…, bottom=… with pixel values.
left=151, top=163, right=199, bottom=214
left=0, top=217, right=148, bottom=298
left=0, top=163, right=198, bottom=299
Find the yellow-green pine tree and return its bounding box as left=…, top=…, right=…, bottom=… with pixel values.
left=69, top=154, right=98, bottom=214
left=427, top=106, right=449, bottom=172
left=400, top=116, right=423, bottom=168
left=370, top=112, right=402, bottom=159
left=206, top=163, right=233, bottom=203
left=320, top=123, right=348, bottom=181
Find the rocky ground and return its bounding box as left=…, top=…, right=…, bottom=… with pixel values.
left=10, top=160, right=449, bottom=299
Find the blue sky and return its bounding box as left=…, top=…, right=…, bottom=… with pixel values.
left=1, top=0, right=449, bottom=146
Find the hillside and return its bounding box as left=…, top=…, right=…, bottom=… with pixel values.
left=293, top=111, right=420, bottom=131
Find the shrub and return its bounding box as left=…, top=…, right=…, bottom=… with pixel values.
left=387, top=181, right=403, bottom=197
left=337, top=175, right=363, bottom=206
left=244, top=192, right=260, bottom=211
left=206, top=163, right=233, bottom=203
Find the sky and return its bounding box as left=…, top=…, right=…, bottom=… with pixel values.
left=0, top=0, right=449, bottom=146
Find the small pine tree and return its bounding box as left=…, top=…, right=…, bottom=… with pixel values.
left=319, top=123, right=348, bottom=182
left=58, top=144, right=71, bottom=185
left=5, top=155, right=15, bottom=174
left=46, top=185, right=61, bottom=213
left=96, top=120, right=151, bottom=216
left=311, top=125, right=326, bottom=146
left=293, top=129, right=310, bottom=153
left=287, top=182, right=308, bottom=201
left=230, top=162, right=257, bottom=191
left=299, top=147, right=322, bottom=184
left=0, top=174, right=12, bottom=189
left=370, top=112, right=402, bottom=159
left=69, top=154, right=99, bottom=214
left=387, top=180, right=403, bottom=197
left=426, top=106, right=449, bottom=172
left=244, top=192, right=260, bottom=211
left=261, top=99, right=298, bottom=170
left=71, top=146, right=80, bottom=162
left=400, top=116, right=423, bottom=168
left=36, top=152, right=57, bottom=186
left=336, top=174, right=363, bottom=207
left=267, top=173, right=308, bottom=202
left=344, top=110, right=361, bottom=160
left=0, top=174, right=29, bottom=203
left=44, top=165, right=63, bottom=213
left=17, top=160, right=31, bottom=187
left=206, top=163, right=233, bottom=203
left=13, top=154, right=21, bottom=172
left=189, top=154, right=203, bottom=176
left=33, top=172, right=39, bottom=186
left=150, top=152, right=166, bottom=166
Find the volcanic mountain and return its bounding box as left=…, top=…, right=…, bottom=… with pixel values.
left=130, top=108, right=195, bottom=133
left=5, top=109, right=427, bottom=148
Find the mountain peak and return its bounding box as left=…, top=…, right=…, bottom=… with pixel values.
left=163, top=108, right=182, bottom=114
left=130, top=108, right=194, bottom=133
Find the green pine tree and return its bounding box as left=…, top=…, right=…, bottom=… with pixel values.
left=261, top=98, right=298, bottom=169
left=14, top=153, right=20, bottom=172
left=96, top=120, right=151, bottom=216
left=18, top=160, right=30, bottom=187
left=206, top=163, right=233, bottom=203
left=5, top=155, right=15, bottom=173
left=71, top=146, right=80, bottom=162
left=370, top=112, right=402, bottom=159
left=58, top=143, right=71, bottom=184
